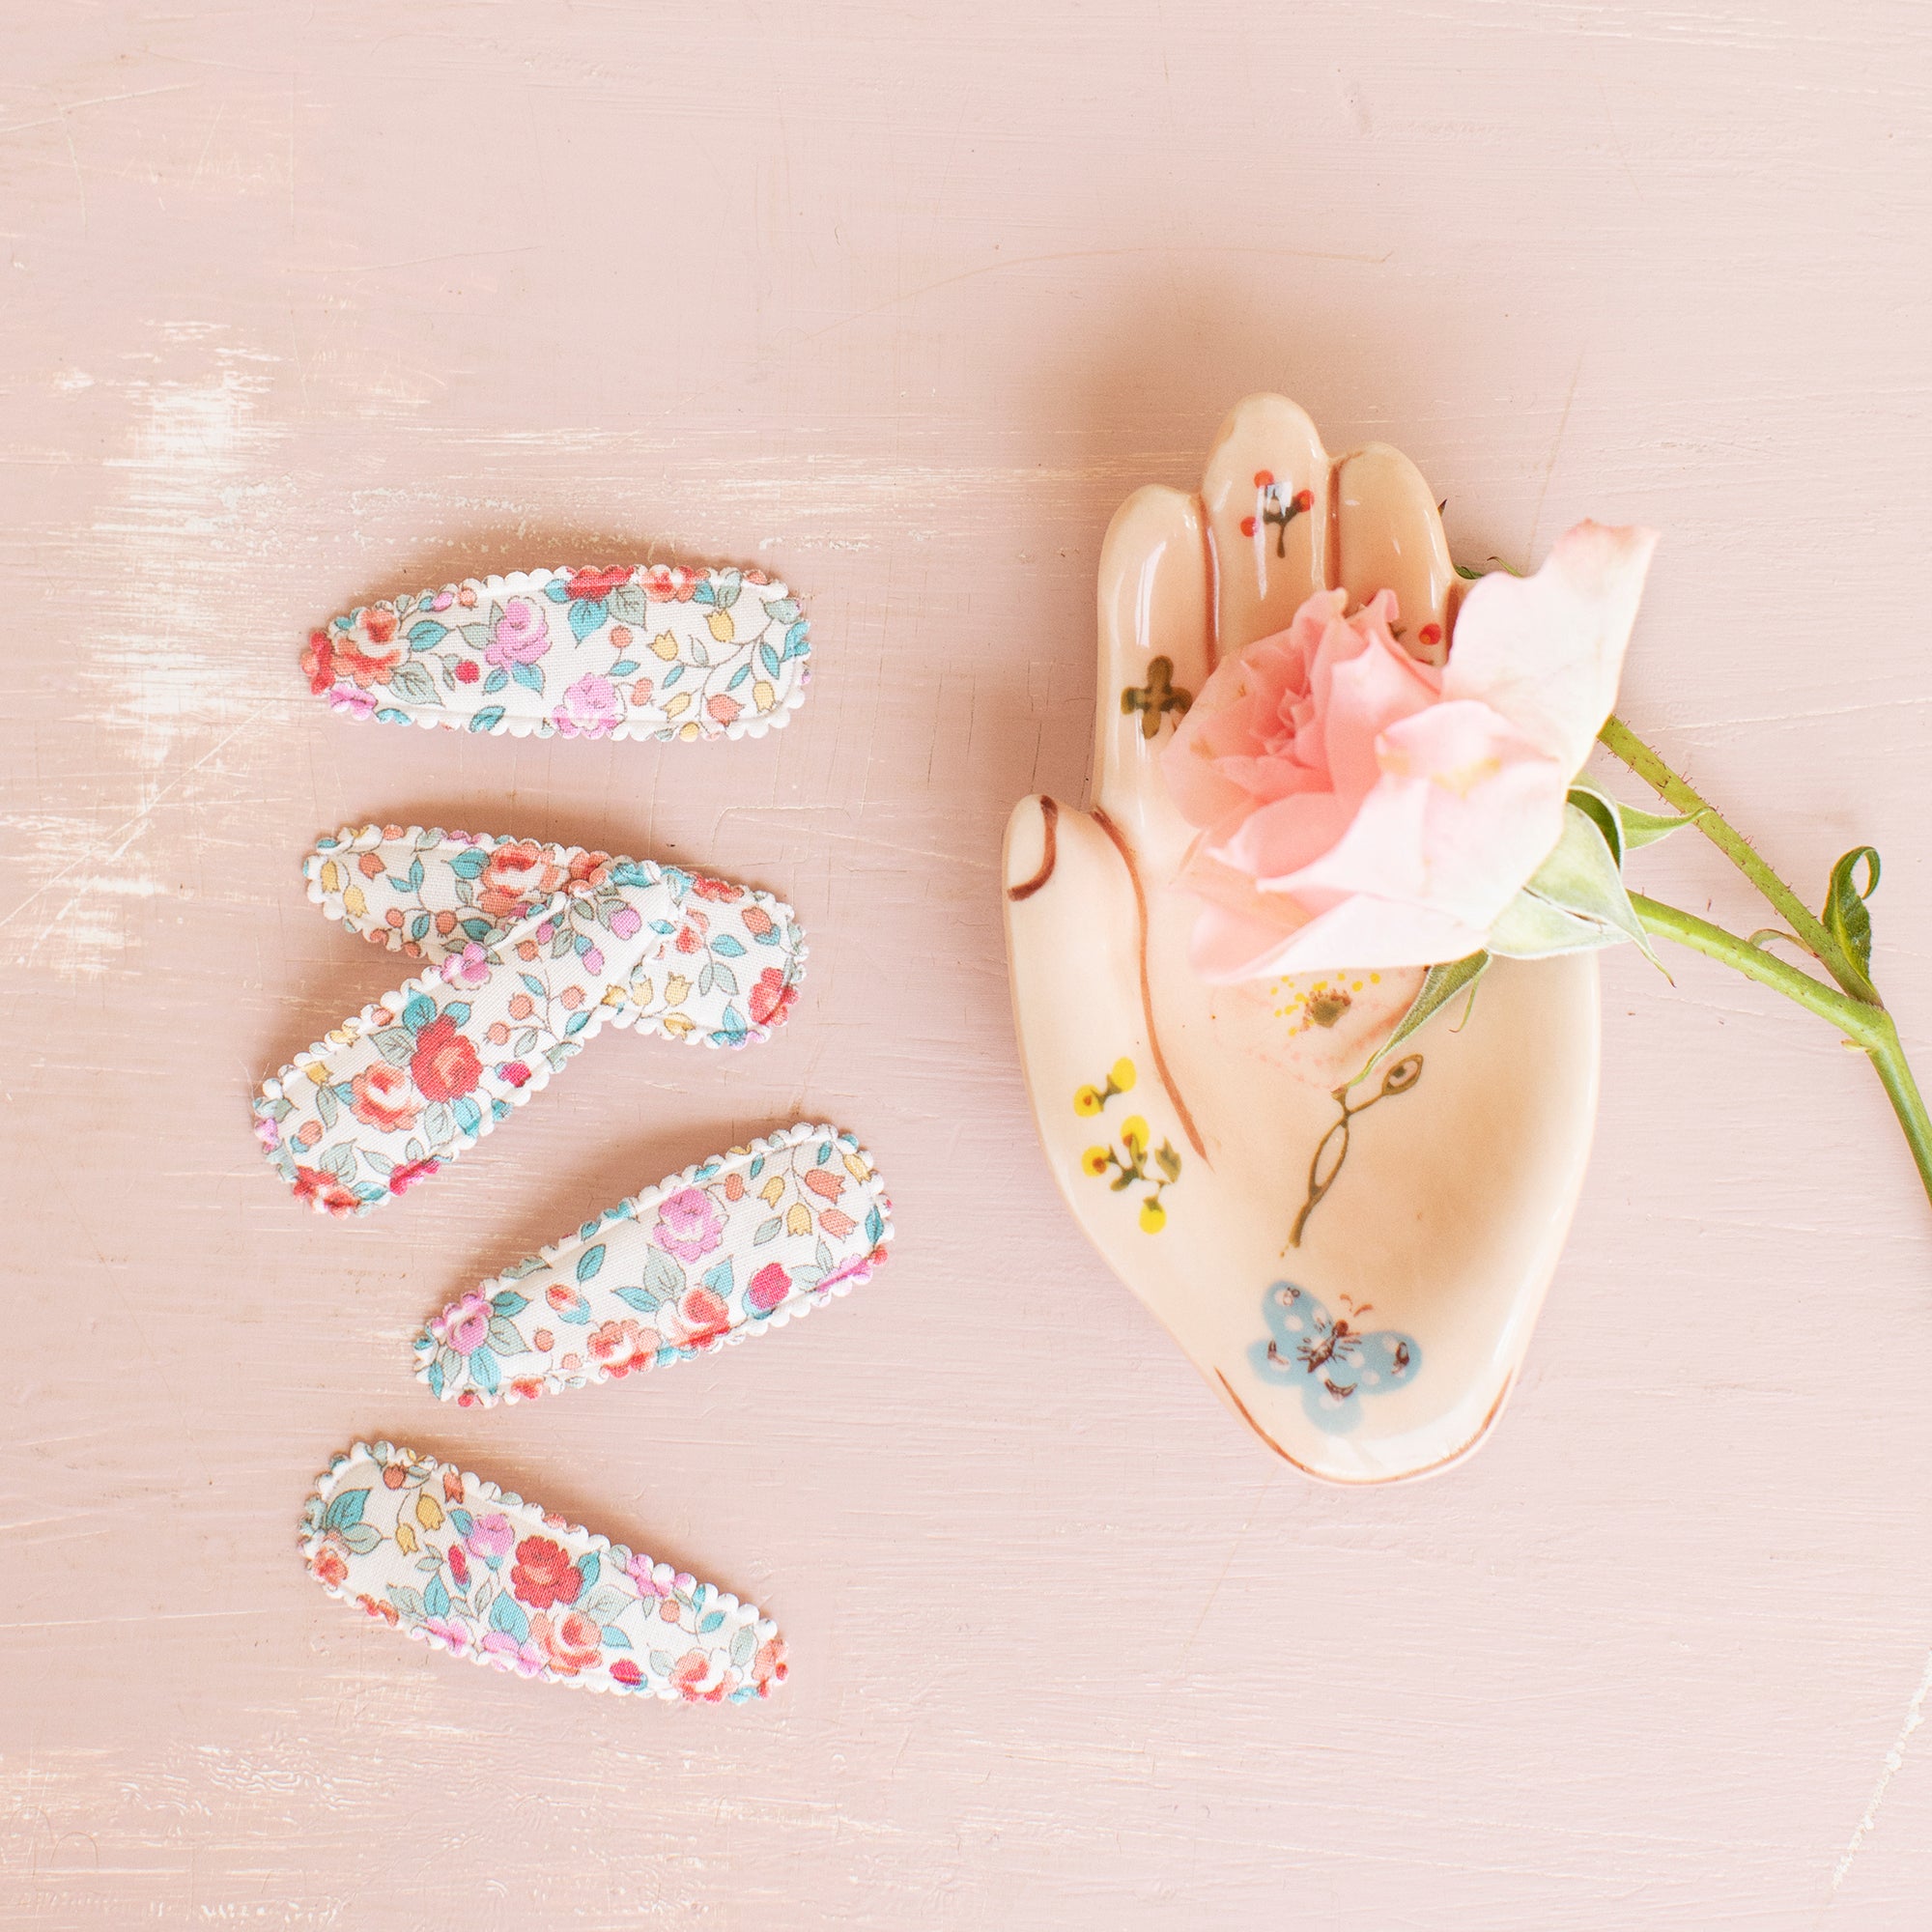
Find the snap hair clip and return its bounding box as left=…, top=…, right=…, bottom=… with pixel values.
left=413, top=1123, right=894, bottom=1406
left=299, top=1441, right=785, bottom=1703
left=301, top=565, right=810, bottom=741
left=255, top=826, right=805, bottom=1216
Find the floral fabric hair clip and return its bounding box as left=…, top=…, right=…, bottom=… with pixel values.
left=255, top=825, right=804, bottom=1215
left=414, top=1124, right=894, bottom=1406
left=300, top=1441, right=785, bottom=1703
left=301, top=565, right=810, bottom=741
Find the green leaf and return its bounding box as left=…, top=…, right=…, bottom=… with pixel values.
left=484, top=1316, right=526, bottom=1357
left=576, top=1242, right=606, bottom=1283
left=1357, top=950, right=1491, bottom=1082
left=325, top=1487, right=370, bottom=1531
left=371, top=1026, right=416, bottom=1067
left=580, top=1584, right=631, bottom=1623
left=1486, top=892, right=1623, bottom=957
left=1488, top=802, right=1662, bottom=967
left=386, top=662, right=443, bottom=708
left=1566, top=779, right=1625, bottom=867
left=1620, top=802, right=1699, bottom=850
left=643, top=1246, right=685, bottom=1299
left=1824, top=845, right=1881, bottom=980
left=1567, top=778, right=1695, bottom=860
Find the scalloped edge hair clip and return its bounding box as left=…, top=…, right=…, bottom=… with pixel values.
left=299, top=1441, right=785, bottom=1703
left=255, top=827, right=805, bottom=1216
left=413, top=1123, right=894, bottom=1406
left=300, top=564, right=810, bottom=741
left=302, top=824, right=803, bottom=1041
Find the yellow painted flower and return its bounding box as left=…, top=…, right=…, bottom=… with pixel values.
left=1080, top=1146, right=1111, bottom=1177
left=306, top=1063, right=332, bottom=1086
left=649, top=630, right=681, bottom=661
left=664, top=690, right=692, bottom=718
left=1073, top=1085, right=1104, bottom=1117
left=415, top=1492, right=443, bottom=1531
left=663, top=973, right=691, bottom=1006
left=706, top=608, right=736, bottom=644
left=753, top=680, right=776, bottom=713
left=393, top=1520, right=418, bottom=1555
left=1139, top=1198, right=1167, bottom=1234
left=1121, top=1116, right=1150, bottom=1154
left=760, top=1173, right=786, bottom=1206
left=785, top=1201, right=813, bottom=1236
left=1110, top=1058, right=1136, bottom=1093
left=660, top=1012, right=696, bottom=1037
left=843, top=1151, right=872, bottom=1183
left=319, top=859, right=342, bottom=894
left=342, top=883, right=367, bottom=919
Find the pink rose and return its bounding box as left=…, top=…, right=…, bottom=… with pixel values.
left=480, top=1632, right=546, bottom=1676
left=437, top=1290, right=492, bottom=1355
left=486, top=597, right=552, bottom=668
left=670, top=1648, right=735, bottom=1703
left=440, top=940, right=490, bottom=988
left=1163, top=521, right=1657, bottom=978
left=748, top=1262, right=791, bottom=1313
left=654, top=1185, right=724, bottom=1263
left=349, top=1061, right=419, bottom=1134
left=552, top=672, right=622, bottom=739
left=663, top=1286, right=731, bottom=1349
left=626, top=1553, right=671, bottom=1598
left=465, top=1513, right=516, bottom=1559
left=421, top=1616, right=470, bottom=1655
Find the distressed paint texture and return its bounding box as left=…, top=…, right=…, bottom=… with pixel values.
left=4, top=3, right=1932, bottom=1927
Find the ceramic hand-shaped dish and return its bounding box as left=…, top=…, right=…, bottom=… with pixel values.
left=1004, top=395, right=1597, bottom=1483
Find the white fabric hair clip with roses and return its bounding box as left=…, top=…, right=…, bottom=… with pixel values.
left=255, top=824, right=805, bottom=1215
left=412, top=1123, right=894, bottom=1406
left=300, top=564, right=810, bottom=741
left=1008, top=392, right=1932, bottom=1487
left=300, top=1441, right=788, bottom=1703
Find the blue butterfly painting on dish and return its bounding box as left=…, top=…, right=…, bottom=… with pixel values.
left=1248, top=1282, right=1421, bottom=1433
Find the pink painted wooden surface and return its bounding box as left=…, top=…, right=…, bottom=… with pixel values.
left=4, top=4, right=1931, bottom=1925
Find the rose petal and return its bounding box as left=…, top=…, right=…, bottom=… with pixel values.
left=1284, top=699, right=1569, bottom=926
left=1444, top=521, right=1659, bottom=775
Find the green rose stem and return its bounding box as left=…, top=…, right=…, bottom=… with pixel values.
left=1598, top=714, right=1932, bottom=1208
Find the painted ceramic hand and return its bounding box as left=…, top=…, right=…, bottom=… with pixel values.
left=1004, top=395, right=1599, bottom=1483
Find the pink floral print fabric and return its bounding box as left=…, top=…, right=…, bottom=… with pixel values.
left=412, top=1124, right=894, bottom=1406
left=299, top=1442, right=785, bottom=1703
left=255, top=829, right=805, bottom=1215
left=303, top=824, right=804, bottom=1044
left=300, top=564, right=810, bottom=742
